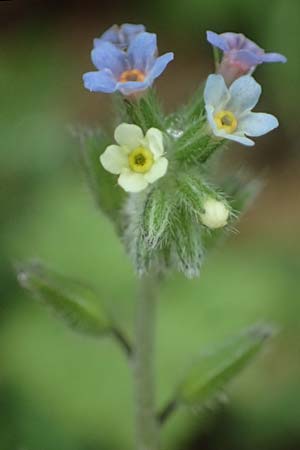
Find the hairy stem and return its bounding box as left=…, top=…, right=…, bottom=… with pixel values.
left=134, top=275, right=159, bottom=450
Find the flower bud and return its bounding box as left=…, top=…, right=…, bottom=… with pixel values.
left=200, top=198, right=229, bottom=229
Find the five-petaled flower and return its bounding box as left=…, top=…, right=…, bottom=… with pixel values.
left=93, top=23, right=145, bottom=50
left=100, top=123, right=168, bottom=193
left=204, top=74, right=279, bottom=146
left=207, top=31, right=287, bottom=85
left=83, top=32, right=174, bottom=95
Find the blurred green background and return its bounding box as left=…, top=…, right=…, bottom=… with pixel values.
left=0, top=1, right=299, bottom=449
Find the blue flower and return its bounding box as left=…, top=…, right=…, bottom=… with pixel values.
left=93, top=23, right=145, bottom=50
left=207, top=31, right=287, bottom=85
left=83, top=32, right=174, bottom=96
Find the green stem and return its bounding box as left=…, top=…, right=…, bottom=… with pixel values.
left=134, top=275, right=159, bottom=450
left=112, top=327, right=133, bottom=358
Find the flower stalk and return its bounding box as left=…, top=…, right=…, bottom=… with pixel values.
left=134, top=275, right=159, bottom=450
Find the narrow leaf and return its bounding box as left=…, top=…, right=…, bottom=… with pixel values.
left=177, top=324, right=274, bottom=406
left=17, top=261, right=112, bottom=337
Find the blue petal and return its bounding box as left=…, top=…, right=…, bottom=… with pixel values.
left=148, top=53, right=174, bottom=80
left=261, top=52, right=287, bottom=63
left=221, top=32, right=248, bottom=50
left=94, top=25, right=119, bottom=47
left=83, top=70, right=117, bottom=93
left=121, top=23, right=145, bottom=39
left=116, top=80, right=151, bottom=95
left=91, top=42, right=128, bottom=76
left=206, top=31, right=230, bottom=52
left=128, top=32, right=157, bottom=71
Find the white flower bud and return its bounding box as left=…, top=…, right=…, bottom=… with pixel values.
left=200, top=198, right=229, bottom=229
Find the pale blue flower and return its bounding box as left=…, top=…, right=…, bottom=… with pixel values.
left=83, top=32, right=174, bottom=95
left=207, top=31, right=287, bottom=84
left=204, top=74, right=279, bottom=146
left=94, top=23, right=145, bottom=50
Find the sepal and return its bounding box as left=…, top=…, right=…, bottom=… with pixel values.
left=173, top=118, right=225, bottom=165
left=170, top=207, right=204, bottom=278
left=123, top=189, right=172, bottom=276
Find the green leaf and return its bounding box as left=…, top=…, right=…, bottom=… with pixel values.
left=114, top=89, right=165, bottom=132
left=77, top=127, right=125, bottom=229
left=17, top=261, right=112, bottom=337
left=177, top=324, right=274, bottom=406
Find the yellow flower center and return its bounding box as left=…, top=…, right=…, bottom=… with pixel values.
left=119, top=69, right=145, bottom=83
left=214, top=110, right=238, bottom=133
left=128, top=147, right=154, bottom=173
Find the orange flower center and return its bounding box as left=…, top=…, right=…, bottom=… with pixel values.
left=119, top=69, right=145, bottom=83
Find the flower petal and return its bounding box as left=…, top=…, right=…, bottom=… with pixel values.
left=222, top=132, right=254, bottom=146
left=204, top=74, right=230, bottom=109
left=117, top=80, right=151, bottom=95
left=114, top=123, right=144, bottom=149
left=94, top=25, right=119, bottom=47
left=145, top=128, right=164, bottom=158
left=91, top=42, right=127, bottom=76
left=205, top=104, right=218, bottom=134
left=128, top=32, right=157, bottom=71
left=261, top=52, right=287, bottom=63
left=100, top=145, right=128, bottom=174
left=118, top=170, right=148, bottom=192
left=148, top=53, right=174, bottom=80
left=144, top=157, right=168, bottom=183
left=239, top=112, right=279, bottom=136
left=227, top=75, right=261, bottom=115
left=220, top=32, right=248, bottom=50
left=82, top=70, right=117, bottom=93
left=122, top=23, right=145, bottom=40
left=206, top=31, right=230, bottom=52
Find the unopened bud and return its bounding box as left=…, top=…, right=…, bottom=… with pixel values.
left=200, top=198, right=229, bottom=229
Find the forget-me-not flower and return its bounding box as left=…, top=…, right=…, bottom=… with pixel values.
left=207, top=31, right=287, bottom=85
left=93, top=23, right=145, bottom=50
left=204, top=74, right=279, bottom=146
left=83, top=32, right=174, bottom=95
left=100, top=123, right=168, bottom=192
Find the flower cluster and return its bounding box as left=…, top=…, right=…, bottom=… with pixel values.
left=82, top=24, right=286, bottom=276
